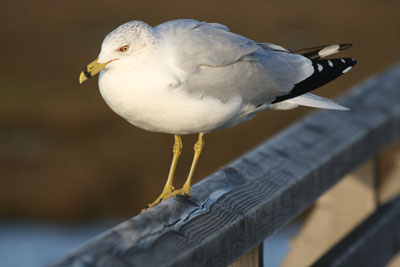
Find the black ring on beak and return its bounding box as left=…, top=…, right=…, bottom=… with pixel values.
left=83, top=65, right=92, bottom=78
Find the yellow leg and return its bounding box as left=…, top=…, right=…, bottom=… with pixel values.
left=165, top=133, right=204, bottom=198
left=142, top=135, right=182, bottom=212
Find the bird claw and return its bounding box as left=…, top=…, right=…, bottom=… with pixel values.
left=141, top=187, right=190, bottom=213
left=141, top=196, right=164, bottom=213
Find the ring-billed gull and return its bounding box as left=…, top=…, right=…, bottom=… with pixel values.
left=79, top=19, right=356, bottom=211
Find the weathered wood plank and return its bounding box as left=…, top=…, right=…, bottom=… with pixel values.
left=50, top=62, right=400, bottom=267
left=312, top=194, right=400, bottom=267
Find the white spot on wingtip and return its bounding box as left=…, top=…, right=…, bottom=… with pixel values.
left=342, top=66, right=352, bottom=73
left=328, top=60, right=333, bottom=67
left=341, top=59, right=346, bottom=63
left=317, top=64, right=323, bottom=72
left=318, top=44, right=340, bottom=58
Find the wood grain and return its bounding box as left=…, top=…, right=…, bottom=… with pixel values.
left=50, top=62, right=400, bottom=267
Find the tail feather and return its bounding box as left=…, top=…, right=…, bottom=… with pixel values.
left=285, top=93, right=349, bottom=110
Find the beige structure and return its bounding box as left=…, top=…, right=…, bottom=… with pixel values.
left=283, top=146, right=400, bottom=267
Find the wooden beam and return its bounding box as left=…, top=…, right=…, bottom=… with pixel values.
left=282, top=159, right=378, bottom=267
left=50, top=62, right=400, bottom=267
left=312, top=195, right=400, bottom=267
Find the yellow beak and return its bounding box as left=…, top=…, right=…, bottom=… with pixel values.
left=79, top=58, right=111, bottom=84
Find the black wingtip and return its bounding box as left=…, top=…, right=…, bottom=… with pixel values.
left=272, top=57, right=357, bottom=104
left=341, top=43, right=353, bottom=49
left=338, top=43, right=353, bottom=52
left=293, top=44, right=354, bottom=59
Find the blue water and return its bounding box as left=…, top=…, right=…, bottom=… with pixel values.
left=264, top=222, right=301, bottom=266
left=0, top=221, right=300, bottom=267
left=0, top=222, right=113, bottom=267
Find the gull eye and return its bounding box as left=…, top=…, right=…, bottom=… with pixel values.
left=119, top=45, right=129, bottom=52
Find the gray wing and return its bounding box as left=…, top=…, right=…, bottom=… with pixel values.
left=154, top=20, right=313, bottom=105
left=154, top=20, right=259, bottom=72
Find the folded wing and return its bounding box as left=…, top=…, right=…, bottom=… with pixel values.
left=154, top=20, right=356, bottom=111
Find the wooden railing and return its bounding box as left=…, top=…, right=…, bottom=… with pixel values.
left=50, top=62, right=400, bottom=267
left=313, top=195, right=400, bottom=267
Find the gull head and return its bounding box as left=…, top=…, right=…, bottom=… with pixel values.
left=79, top=20, right=155, bottom=84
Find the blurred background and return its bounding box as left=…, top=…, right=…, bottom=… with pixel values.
left=1, top=0, right=399, bottom=266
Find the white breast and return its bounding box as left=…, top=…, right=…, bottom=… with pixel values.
left=98, top=63, right=243, bottom=135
